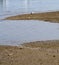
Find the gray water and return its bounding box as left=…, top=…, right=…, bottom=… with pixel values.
left=0, top=0, right=59, bottom=45
left=0, top=0, right=59, bottom=17
left=0, top=20, right=59, bottom=45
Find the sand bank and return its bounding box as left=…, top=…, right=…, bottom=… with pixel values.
left=0, top=40, right=59, bottom=65
left=4, top=11, right=59, bottom=23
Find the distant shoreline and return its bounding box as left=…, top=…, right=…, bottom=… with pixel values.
left=4, top=11, right=59, bottom=23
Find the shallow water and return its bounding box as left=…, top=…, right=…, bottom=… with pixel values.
left=0, top=0, right=59, bottom=18
left=0, top=20, right=59, bottom=45
left=0, top=0, right=59, bottom=45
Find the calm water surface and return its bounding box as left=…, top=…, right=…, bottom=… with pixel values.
left=0, top=20, right=59, bottom=45
left=0, top=0, right=59, bottom=17
left=0, top=0, right=59, bottom=45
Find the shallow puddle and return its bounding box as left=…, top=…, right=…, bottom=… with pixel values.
left=0, top=20, right=59, bottom=45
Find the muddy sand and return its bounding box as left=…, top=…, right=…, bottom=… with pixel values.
left=0, top=40, right=59, bottom=65
left=4, top=11, right=59, bottom=23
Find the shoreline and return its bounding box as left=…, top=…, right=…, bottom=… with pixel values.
left=21, top=40, right=59, bottom=48
left=4, top=11, right=59, bottom=23
left=1, top=11, right=59, bottom=65
left=0, top=40, right=59, bottom=65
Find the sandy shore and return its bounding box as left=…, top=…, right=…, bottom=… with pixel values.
left=1, top=11, right=59, bottom=65
left=0, top=40, right=59, bottom=65
left=4, top=11, right=59, bottom=23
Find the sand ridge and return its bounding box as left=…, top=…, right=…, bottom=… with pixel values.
left=4, top=11, right=59, bottom=23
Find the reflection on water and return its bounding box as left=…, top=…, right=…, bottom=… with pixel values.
left=0, top=20, right=59, bottom=45
left=0, top=0, right=3, bottom=13
left=0, top=0, right=59, bottom=16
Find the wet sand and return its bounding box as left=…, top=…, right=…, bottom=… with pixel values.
left=0, top=40, right=59, bottom=65
left=4, top=11, right=59, bottom=23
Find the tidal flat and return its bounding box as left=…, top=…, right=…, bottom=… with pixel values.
left=4, top=11, right=59, bottom=23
